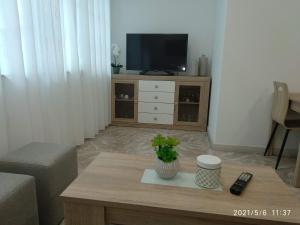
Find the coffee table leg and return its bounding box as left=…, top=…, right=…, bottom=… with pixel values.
left=294, top=144, right=300, bottom=187
left=64, top=202, right=106, bottom=225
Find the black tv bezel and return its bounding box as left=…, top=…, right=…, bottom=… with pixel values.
left=126, top=33, right=188, bottom=73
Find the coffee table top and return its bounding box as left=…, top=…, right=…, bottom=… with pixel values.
left=61, top=152, right=300, bottom=225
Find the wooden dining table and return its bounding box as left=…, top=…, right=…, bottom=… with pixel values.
left=290, top=93, right=300, bottom=187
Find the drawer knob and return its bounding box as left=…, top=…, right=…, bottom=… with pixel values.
left=153, top=117, right=158, bottom=121
left=155, top=85, right=159, bottom=88
left=154, top=96, right=158, bottom=100
left=154, top=106, right=158, bottom=110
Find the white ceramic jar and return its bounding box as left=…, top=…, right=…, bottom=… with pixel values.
left=195, top=155, right=222, bottom=189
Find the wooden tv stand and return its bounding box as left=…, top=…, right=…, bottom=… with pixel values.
left=111, top=74, right=210, bottom=131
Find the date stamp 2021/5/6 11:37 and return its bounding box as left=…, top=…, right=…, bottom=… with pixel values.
left=233, top=209, right=292, bottom=217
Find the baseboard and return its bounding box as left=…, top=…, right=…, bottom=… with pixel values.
left=211, top=143, right=263, bottom=154
left=207, top=133, right=298, bottom=157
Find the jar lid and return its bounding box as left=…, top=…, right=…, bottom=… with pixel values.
left=197, top=155, right=222, bottom=169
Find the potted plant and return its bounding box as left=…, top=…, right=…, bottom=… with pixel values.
left=111, top=44, right=123, bottom=74
left=151, top=134, right=180, bottom=179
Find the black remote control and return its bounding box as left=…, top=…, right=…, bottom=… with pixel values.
left=230, top=172, right=253, bottom=196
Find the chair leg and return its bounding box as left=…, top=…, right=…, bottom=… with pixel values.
left=275, top=129, right=290, bottom=169
left=264, top=122, right=279, bottom=156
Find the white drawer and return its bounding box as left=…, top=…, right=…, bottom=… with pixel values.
left=138, top=113, right=173, bottom=125
left=138, top=102, right=174, bottom=114
left=139, top=80, right=175, bottom=92
left=138, top=91, right=175, bottom=103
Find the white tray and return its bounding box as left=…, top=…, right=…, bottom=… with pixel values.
left=141, top=169, right=223, bottom=191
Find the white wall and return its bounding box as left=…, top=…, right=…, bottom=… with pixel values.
left=0, top=77, right=8, bottom=156
left=112, top=0, right=300, bottom=152
left=111, top=0, right=217, bottom=75
left=210, top=0, right=300, bottom=151
left=208, top=0, right=227, bottom=144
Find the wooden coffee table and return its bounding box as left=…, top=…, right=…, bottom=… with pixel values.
left=61, top=152, right=300, bottom=225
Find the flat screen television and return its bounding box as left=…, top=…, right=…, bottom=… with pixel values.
left=126, top=34, right=188, bottom=75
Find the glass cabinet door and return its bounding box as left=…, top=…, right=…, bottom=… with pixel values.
left=176, top=85, right=201, bottom=123
left=113, top=82, right=136, bottom=121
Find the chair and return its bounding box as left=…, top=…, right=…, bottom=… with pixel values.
left=264, top=81, right=300, bottom=169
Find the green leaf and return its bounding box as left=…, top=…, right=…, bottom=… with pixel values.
left=151, top=134, right=179, bottom=163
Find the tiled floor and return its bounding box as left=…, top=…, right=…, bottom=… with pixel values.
left=76, top=126, right=300, bottom=197
left=60, top=126, right=299, bottom=224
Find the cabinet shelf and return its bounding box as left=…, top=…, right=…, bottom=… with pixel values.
left=177, top=85, right=201, bottom=123
left=113, top=82, right=136, bottom=120
left=115, top=98, right=134, bottom=102
left=178, top=102, right=199, bottom=105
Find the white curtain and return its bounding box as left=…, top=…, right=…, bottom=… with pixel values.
left=0, top=0, right=111, bottom=156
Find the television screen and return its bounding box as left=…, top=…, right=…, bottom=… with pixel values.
left=126, top=34, right=188, bottom=73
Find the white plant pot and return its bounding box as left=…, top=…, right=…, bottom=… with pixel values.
left=155, top=157, right=179, bottom=179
